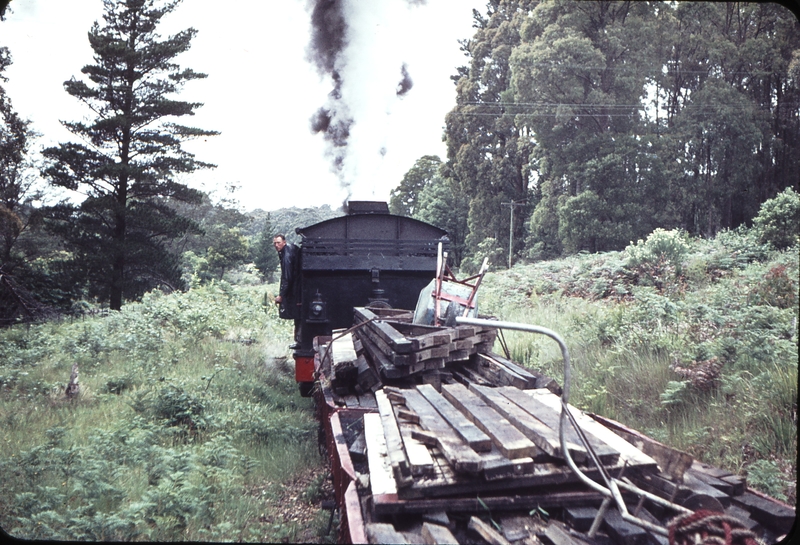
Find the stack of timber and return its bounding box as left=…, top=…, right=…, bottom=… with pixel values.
left=315, top=307, right=563, bottom=406
left=347, top=384, right=795, bottom=545
left=314, top=334, right=379, bottom=409
left=353, top=307, right=498, bottom=380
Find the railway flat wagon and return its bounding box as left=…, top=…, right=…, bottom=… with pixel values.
left=289, top=202, right=795, bottom=544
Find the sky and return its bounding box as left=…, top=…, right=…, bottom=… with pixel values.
left=1, top=0, right=485, bottom=212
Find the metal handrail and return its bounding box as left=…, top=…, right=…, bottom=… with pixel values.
left=455, top=316, right=691, bottom=537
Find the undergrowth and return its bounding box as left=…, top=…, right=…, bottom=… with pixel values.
left=480, top=227, right=797, bottom=504
left=0, top=281, right=324, bottom=542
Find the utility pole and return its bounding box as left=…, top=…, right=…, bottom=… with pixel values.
left=501, top=200, right=525, bottom=269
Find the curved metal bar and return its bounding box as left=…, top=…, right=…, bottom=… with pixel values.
left=454, top=316, right=691, bottom=538
left=454, top=317, right=609, bottom=496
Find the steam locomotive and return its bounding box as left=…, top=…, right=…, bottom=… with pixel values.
left=290, top=201, right=448, bottom=396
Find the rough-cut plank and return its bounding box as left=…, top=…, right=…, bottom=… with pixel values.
left=396, top=423, right=435, bottom=476
left=397, top=408, right=420, bottom=423
left=356, top=355, right=381, bottom=393
left=544, top=521, right=586, bottom=545
left=721, top=474, right=747, bottom=496
left=563, top=506, right=599, bottom=532
left=474, top=353, right=532, bottom=389
left=354, top=307, right=413, bottom=352
left=724, top=505, right=760, bottom=532
left=391, top=402, right=435, bottom=477
left=450, top=366, right=495, bottom=387
left=402, top=388, right=483, bottom=474
left=357, top=393, right=378, bottom=409
left=691, top=460, right=746, bottom=496
left=732, top=491, right=796, bottom=535
left=363, top=412, right=398, bottom=496
left=486, top=352, right=539, bottom=384
left=499, top=515, right=539, bottom=542
left=481, top=445, right=535, bottom=481
left=417, top=384, right=492, bottom=452
left=588, top=411, right=692, bottom=480
left=389, top=322, right=455, bottom=351
left=687, top=467, right=735, bottom=495
left=528, top=390, right=657, bottom=469
left=498, top=386, right=619, bottom=465
left=349, top=430, right=366, bottom=462
left=454, top=325, right=477, bottom=339
left=332, top=332, right=358, bottom=364
left=375, top=390, right=413, bottom=487
left=468, top=516, right=512, bottom=545
left=470, top=383, right=578, bottom=461
left=366, top=522, right=408, bottom=544
left=372, top=488, right=610, bottom=516
left=442, top=383, right=538, bottom=459
left=603, top=508, right=649, bottom=545
left=691, top=460, right=733, bottom=479
left=357, top=330, right=404, bottom=379
left=356, top=323, right=414, bottom=365
left=421, top=522, right=459, bottom=545
left=344, top=480, right=368, bottom=545
left=367, top=307, right=414, bottom=322
left=682, top=472, right=731, bottom=507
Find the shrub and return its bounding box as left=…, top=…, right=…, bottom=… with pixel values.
left=753, top=187, right=800, bottom=251
left=625, top=228, right=690, bottom=274
left=130, top=384, right=207, bottom=430
left=746, top=460, right=788, bottom=501
left=747, top=264, right=798, bottom=309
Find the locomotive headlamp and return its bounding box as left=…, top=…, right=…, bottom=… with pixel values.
left=307, top=291, right=327, bottom=323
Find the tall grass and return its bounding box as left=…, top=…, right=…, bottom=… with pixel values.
left=478, top=232, right=798, bottom=503
left=0, top=280, right=327, bottom=541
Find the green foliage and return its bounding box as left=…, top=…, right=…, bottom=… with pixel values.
left=753, top=187, right=800, bottom=251
left=477, top=225, right=797, bottom=503
left=0, top=282, right=323, bottom=541
left=389, top=155, right=442, bottom=217
left=249, top=205, right=341, bottom=246
left=0, top=45, right=39, bottom=267
left=460, top=237, right=506, bottom=275
left=131, top=384, right=207, bottom=430
left=252, top=215, right=280, bottom=280
left=557, top=190, right=632, bottom=254
left=443, top=1, right=799, bottom=265
left=204, top=227, right=250, bottom=281
left=746, top=460, right=788, bottom=502
left=413, top=174, right=470, bottom=265
left=625, top=229, right=690, bottom=274
left=40, top=0, right=217, bottom=310
left=444, top=1, right=536, bottom=265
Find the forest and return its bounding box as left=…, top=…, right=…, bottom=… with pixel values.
left=0, top=1, right=798, bottom=317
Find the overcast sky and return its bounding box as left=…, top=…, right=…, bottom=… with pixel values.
left=1, top=0, right=485, bottom=211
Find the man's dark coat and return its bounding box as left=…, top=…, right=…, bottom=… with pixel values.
left=278, top=243, right=300, bottom=320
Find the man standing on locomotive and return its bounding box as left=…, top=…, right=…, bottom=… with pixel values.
left=273, top=233, right=300, bottom=348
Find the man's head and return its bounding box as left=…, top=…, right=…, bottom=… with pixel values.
left=273, top=234, right=287, bottom=252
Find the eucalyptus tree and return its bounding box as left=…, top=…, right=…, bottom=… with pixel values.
left=42, top=0, right=217, bottom=310
left=413, top=173, right=470, bottom=267
left=444, top=0, right=539, bottom=265
left=658, top=2, right=800, bottom=236
left=389, top=155, right=442, bottom=217
left=512, top=0, right=668, bottom=254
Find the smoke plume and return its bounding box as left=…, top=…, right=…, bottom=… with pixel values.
left=305, top=0, right=424, bottom=199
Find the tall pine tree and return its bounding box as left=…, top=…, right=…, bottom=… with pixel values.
left=42, top=0, right=217, bottom=310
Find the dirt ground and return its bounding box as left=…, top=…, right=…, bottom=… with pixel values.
left=252, top=463, right=337, bottom=543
